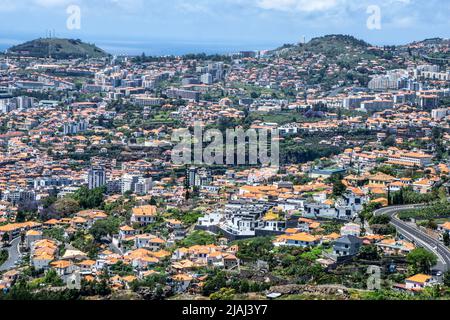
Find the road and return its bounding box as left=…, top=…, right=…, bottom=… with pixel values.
left=375, top=205, right=450, bottom=272
left=0, top=237, right=22, bottom=272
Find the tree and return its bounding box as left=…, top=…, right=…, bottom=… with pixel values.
left=239, top=280, right=250, bottom=293
left=72, top=186, right=105, bottom=209
left=89, top=217, right=120, bottom=241
left=53, top=198, right=80, bottom=216
left=203, top=271, right=227, bottom=296
left=369, top=214, right=391, bottom=225
left=130, top=274, right=167, bottom=292
left=44, top=269, right=65, bottom=287
left=210, top=288, right=235, bottom=300
left=0, top=250, right=8, bottom=266
left=371, top=224, right=396, bottom=235
left=43, top=228, right=65, bottom=242
left=358, top=245, right=381, bottom=260
left=15, top=211, right=27, bottom=223
left=235, top=237, right=274, bottom=262
left=110, top=261, right=134, bottom=276
left=1, top=233, right=9, bottom=243
left=330, top=174, right=346, bottom=197
left=382, top=135, right=396, bottom=147
left=179, top=231, right=216, bottom=247
left=406, top=248, right=437, bottom=274
left=443, top=232, right=450, bottom=247
left=41, top=195, right=57, bottom=209
left=444, top=271, right=450, bottom=287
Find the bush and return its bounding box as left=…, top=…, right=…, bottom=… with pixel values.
left=235, top=237, right=274, bottom=261
left=43, top=269, right=65, bottom=287
left=210, top=288, right=235, bottom=300
left=369, top=215, right=391, bottom=226
left=398, top=202, right=450, bottom=221
left=390, top=187, right=439, bottom=206
left=43, top=228, right=65, bottom=242
left=0, top=250, right=8, bottom=266
left=179, top=231, right=216, bottom=247
left=407, top=248, right=437, bottom=274
left=71, top=186, right=106, bottom=210
left=90, top=217, right=121, bottom=241
left=203, top=271, right=227, bottom=296
left=371, top=224, right=396, bottom=235
left=358, top=245, right=380, bottom=260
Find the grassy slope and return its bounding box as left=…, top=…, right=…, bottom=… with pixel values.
left=8, top=38, right=109, bottom=59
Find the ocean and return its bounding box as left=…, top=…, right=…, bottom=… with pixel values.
left=0, top=38, right=277, bottom=57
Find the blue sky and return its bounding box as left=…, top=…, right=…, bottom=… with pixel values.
left=0, top=0, right=449, bottom=55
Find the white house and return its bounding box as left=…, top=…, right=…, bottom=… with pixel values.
left=405, top=274, right=434, bottom=291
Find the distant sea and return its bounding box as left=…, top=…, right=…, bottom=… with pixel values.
left=0, top=38, right=278, bottom=56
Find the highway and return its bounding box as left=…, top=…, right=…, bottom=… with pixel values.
left=374, top=205, right=450, bottom=272
left=0, top=237, right=22, bottom=272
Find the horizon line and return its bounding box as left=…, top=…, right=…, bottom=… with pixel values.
left=1, top=33, right=449, bottom=57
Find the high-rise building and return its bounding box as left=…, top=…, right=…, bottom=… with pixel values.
left=166, top=88, right=200, bottom=102
left=368, top=70, right=408, bottom=91
left=88, top=166, right=106, bottom=190
left=431, top=108, right=449, bottom=121
left=135, top=177, right=153, bottom=195
left=186, top=167, right=212, bottom=187
left=200, top=73, right=213, bottom=85
left=121, top=174, right=140, bottom=194
left=419, top=94, right=439, bottom=110
left=63, top=120, right=88, bottom=135
left=17, top=96, right=34, bottom=110
left=360, top=99, right=394, bottom=112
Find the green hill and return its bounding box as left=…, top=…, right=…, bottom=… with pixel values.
left=269, top=34, right=406, bottom=89
left=7, top=38, right=110, bottom=59
left=272, top=34, right=371, bottom=57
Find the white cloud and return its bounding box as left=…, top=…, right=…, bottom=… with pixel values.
left=0, top=0, right=18, bottom=12
left=109, top=0, right=144, bottom=11
left=33, top=0, right=74, bottom=7
left=256, top=0, right=340, bottom=12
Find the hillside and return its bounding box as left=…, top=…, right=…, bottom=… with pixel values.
left=7, top=38, right=109, bottom=59
left=268, top=34, right=406, bottom=89
left=274, top=34, right=371, bottom=57
left=271, top=34, right=391, bottom=74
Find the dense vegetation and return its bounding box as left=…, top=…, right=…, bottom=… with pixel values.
left=0, top=249, right=8, bottom=266
left=398, top=201, right=450, bottom=221
left=280, top=138, right=343, bottom=165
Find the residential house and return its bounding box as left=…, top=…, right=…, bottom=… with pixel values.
left=333, top=235, right=363, bottom=258
left=274, top=232, right=322, bottom=248
left=405, top=274, right=435, bottom=291
left=25, top=230, right=42, bottom=248
left=130, top=205, right=157, bottom=226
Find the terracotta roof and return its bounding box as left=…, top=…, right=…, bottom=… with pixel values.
left=406, top=274, right=432, bottom=284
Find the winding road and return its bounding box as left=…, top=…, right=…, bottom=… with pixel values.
left=374, top=205, right=450, bottom=272
left=0, top=237, right=22, bottom=272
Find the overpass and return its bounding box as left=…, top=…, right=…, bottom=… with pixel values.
left=374, top=205, right=450, bottom=272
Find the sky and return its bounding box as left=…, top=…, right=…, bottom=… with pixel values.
left=0, top=0, right=449, bottom=55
